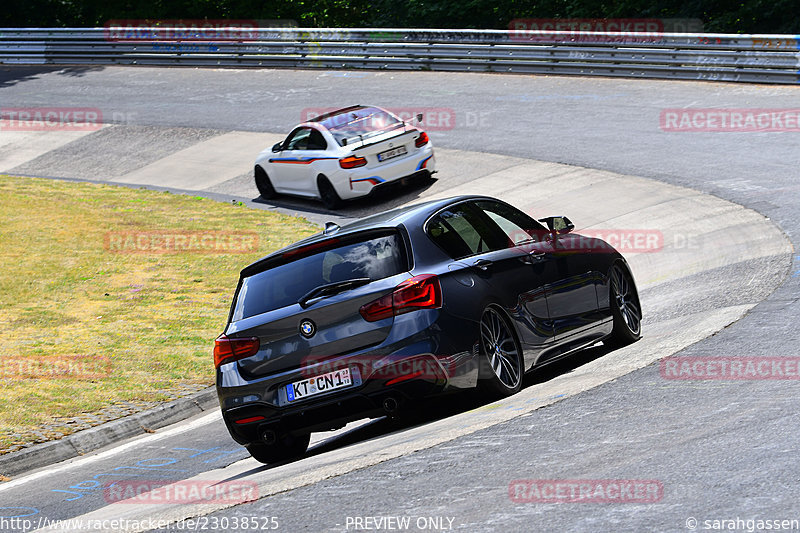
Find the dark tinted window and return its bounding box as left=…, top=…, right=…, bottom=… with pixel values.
left=307, top=129, right=327, bottom=150
left=427, top=203, right=506, bottom=259
left=232, top=234, right=405, bottom=320
left=284, top=127, right=328, bottom=151
left=474, top=200, right=547, bottom=247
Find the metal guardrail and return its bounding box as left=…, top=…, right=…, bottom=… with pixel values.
left=1, top=27, right=799, bottom=84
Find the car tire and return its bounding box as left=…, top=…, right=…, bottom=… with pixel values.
left=254, top=166, right=276, bottom=199
left=478, top=306, right=523, bottom=398
left=245, top=432, right=310, bottom=464
left=317, top=175, right=343, bottom=210
left=607, top=262, right=642, bottom=347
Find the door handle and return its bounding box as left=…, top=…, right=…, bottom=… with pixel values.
left=473, top=259, right=493, bottom=271
left=528, top=250, right=546, bottom=261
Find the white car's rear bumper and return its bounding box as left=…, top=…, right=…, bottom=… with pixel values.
left=331, top=145, right=436, bottom=200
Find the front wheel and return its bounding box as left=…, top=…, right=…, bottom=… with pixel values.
left=246, top=432, right=310, bottom=465
left=607, top=263, right=642, bottom=347
left=478, top=307, right=523, bottom=398
left=254, top=166, right=276, bottom=199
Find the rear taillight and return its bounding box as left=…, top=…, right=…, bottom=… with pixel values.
left=415, top=132, right=429, bottom=148
left=359, top=274, right=442, bottom=322
left=339, top=155, right=367, bottom=169
left=214, top=334, right=260, bottom=368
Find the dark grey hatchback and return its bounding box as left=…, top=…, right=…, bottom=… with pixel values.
left=215, top=196, right=641, bottom=463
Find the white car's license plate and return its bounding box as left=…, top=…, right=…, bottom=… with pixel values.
left=286, top=368, right=353, bottom=402
left=377, top=145, right=407, bottom=162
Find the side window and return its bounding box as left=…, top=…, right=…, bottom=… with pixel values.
left=284, top=128, right=312, bottom=151
left=307, top=129, right=328, bottom=150
left=427, top=204, right=506, bottom=259
left=475, top=200, right=547, bottom=248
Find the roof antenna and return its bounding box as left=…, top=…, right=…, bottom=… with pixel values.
left=323, top=222, right=340, bottom=235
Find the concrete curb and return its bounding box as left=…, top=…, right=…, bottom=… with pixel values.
left=0, top=386, right=218, bottom=479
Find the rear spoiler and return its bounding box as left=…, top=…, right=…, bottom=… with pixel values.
left=351, top=127, right=417, bottom=152
left=239, top=228, right=402, bottom=279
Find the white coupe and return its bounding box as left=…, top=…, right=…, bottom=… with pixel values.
left=254, top=105, right=437, bottom=209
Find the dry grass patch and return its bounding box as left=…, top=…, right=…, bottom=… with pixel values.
left=0, top=175, right=318, bottom=452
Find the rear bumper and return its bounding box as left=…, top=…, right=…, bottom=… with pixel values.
left=217, top=311, right=478, bottom=444
left=365, top=169, right=434, bottom=198
left=222, top=356, right=444, bottom=444
left=333, top=146, right=436, bottom=199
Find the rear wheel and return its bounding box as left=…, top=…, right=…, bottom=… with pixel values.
left=246, top=432, right=310, bottom=464
left=318, top=175, right=343, bottom=210
left=607, top=263, right=642, bottom=347
left=254, top=166, right=276, bottom=199
left=478, top=307, right=523, bottom=397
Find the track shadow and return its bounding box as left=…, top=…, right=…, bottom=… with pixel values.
left=225, top=340, right=619, bottom=479
left=0, top=66, right=105, bottom=88
left=252, top=174, right=439, bottom=222
left=522, top=342, right=613, bottom=389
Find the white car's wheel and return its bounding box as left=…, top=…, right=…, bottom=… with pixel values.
left=317, top=175, right=343, bottom=210
left=255, top=166, right=276, bottom=199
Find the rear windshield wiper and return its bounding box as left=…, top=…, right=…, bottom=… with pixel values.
left=298, top=278, right=371, bottom=309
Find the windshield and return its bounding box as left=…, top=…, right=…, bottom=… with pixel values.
left=322, top=107, right=404, bottom=146
left=231, top=233, right=406, bottom=321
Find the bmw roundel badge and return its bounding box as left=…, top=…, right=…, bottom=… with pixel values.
left=299, top=319, right=316, bottom=338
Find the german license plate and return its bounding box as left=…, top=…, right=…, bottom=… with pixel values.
left=377, top=145, right=407, bottom=162
left=286, top=368, right=353, bottom=402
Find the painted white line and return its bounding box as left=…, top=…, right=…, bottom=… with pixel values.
left=0, top=412, right=372, bottom=494
left=0, top=411, right=221, bottom=493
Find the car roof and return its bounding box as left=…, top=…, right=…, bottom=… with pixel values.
left=241, top=195, right=496, bottom=276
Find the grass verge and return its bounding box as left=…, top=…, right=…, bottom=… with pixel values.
left=0, top=175, right=318, bottom=453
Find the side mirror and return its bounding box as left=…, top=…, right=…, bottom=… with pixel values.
left=416, top=113, right=424, bottom=123
left=538, top=216, right=574, bottom=235
left=271, top=142, right=283, bottom=153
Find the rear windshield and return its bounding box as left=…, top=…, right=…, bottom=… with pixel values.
left=231, top=233, right=406, bottom=321
left=322, top=107, right=403, bottom=146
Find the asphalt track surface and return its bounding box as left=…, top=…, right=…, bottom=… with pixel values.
left=0, top=66, right=799, bottom=532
